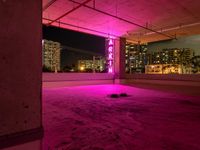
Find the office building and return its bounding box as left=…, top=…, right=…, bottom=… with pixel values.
left=78, top=56, right=106, bottom=72
left=125, top=42, right=148, bottom=73
left=42, top=39, right=61, bottom=72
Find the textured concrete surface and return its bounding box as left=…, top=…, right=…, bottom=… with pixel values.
left=0, top=0, right=42, bottom=136
left=42, top=84, right=200, bottom=150
left=3, top=140, right=41, bottom=150
left=43, top=73, right=114, bottom=82
left=42, top=0, right=200, bottom=42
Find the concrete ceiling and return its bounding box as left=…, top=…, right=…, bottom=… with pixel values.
left=42, top=0, right=200, bottom=43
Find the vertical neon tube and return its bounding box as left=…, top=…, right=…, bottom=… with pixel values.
left=107, top=38, right=114, bottom=73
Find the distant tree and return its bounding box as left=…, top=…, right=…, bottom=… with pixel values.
left=62, top=65, right=72, bottom=72
left=42, top=65, right=52, bottom=72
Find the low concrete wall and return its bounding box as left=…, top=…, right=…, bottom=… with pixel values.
left=121, top=74, right=200, bottom=88
left=43, top=73, right=114, bottom=87
left=43, top=80, right=114, bottom=88
left=125, top=74, right=200, bottom=82
left=43, top=73, right=200, bottom=87
left=120, top=79, right=200, bottom=87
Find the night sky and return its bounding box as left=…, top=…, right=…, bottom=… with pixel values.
left=43, top=25, right=105, bottom=54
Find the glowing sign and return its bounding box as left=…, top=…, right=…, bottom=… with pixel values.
left=107, top=38, right=114, bottom=73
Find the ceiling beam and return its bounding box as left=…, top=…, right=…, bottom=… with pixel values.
left=69, top=0, right=176, bottom=40
left=48, top=0, right=93, bottom=25
left=43, top=18, right=119, bottom=38
left=144, top=22, right=200, bottom=36
left=43, top=0, right=58, bottom=11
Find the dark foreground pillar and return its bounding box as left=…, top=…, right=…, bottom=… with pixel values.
left=0, top=0, right=42, bottom=149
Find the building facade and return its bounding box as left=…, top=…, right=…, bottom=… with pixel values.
left=125, top=42, right=148, bottom=73
left=125, top=41, right=195, bottom=74
left=78, top=56, right=106, bottom=72
left=42, top=39, right=61, bottom=72
left=146, top=48, right=194, bottom=74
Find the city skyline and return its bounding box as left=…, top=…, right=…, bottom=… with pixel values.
left=125, top=43, right=199, bottom=74
left=42, top=39, right=106, bottom=72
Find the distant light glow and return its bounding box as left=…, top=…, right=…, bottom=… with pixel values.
left=107, top=38, right=114, bottom=73
left=80, top=66, right=85, bottom=71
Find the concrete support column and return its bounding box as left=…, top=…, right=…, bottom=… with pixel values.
left=0, top=0, right=42, bottom=148
left=114, top=37, right=126, bottom=82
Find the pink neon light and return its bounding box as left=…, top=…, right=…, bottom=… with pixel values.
left=108, top=67, right=113, bottom=73
left=109, top=39, right=113, bottom=45
left=108, top=46, right=113, bottom=52
left=108, top=53, right=113, bottom=59
left=109, top=60, right=112, bottom=66
left=107, top=38, right=114, bottom=73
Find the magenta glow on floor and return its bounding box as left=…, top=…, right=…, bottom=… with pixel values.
left=42, top=84, right=200, bottom=150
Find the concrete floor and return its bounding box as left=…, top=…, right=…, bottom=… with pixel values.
left=42, top=84, right=200, bottom=150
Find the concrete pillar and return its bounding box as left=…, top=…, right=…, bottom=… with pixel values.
left=114, top=37, right=126, bottom=81
left=0, top=0, right=42, bottom=148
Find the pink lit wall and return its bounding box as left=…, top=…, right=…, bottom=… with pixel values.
left=122, top=74, right=200, bottom=90
left=0, top=0, right=42, bottom=147
left=125, top=74, right=200, bottom=82
left=43, top=73, right=114, bottom=82
left=42, top=73, right=114, bottom=88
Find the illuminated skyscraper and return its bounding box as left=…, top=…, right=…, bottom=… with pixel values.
left=151, top=48, right=194, bottom=65
left=42, top=39, right=61, bottom=72
left=146, top=48, right=194, bottom=74
left=125, top=42, right=148, bottom=73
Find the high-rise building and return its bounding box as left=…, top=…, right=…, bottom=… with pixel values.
left=150, top=48, right=194, bottom=65
left=125, top=44, right=194, bottom=74
left=125, top=42, right=148, bottom=73
left=151, top=51, right=163, bottom=64
left=42, top=39, right=61, bottom=72
left=146, top=48, right=194, bottom=74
